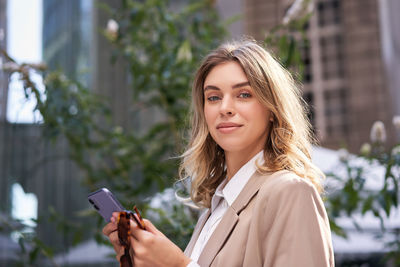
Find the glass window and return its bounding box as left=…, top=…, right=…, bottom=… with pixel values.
left=318, top=0, right=341, bottom=27
left=324, top=88, right=348, bottom=137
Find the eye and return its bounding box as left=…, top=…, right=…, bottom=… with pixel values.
left=207, top=95, right=221, bottom=101
left=238, top=92, right=252, bottom=98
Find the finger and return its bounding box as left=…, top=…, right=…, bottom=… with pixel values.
left=108, top=230, right=120, bottom=245
left=109, top=231, right=124, bottom=252
left=108, top=231, right=125, bottom=260
left=142, top=219, right=165, bottom=237
left=111, top=212, right=120, bottom=223
left=129, top=247, right=143, bottom=266
left=130, top=217, right=161, bottom=244
left=102, top=222, right=117, bottom=236
left=113, top=243, right=125, bottom=261
left=129, top=219, right=145, bottom=241
left=129, top=232, right=145, bottom=256
left=132, top=213, right=146, bottom=230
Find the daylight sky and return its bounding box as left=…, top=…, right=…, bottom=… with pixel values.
left=7, top=0, right=43, bottom=123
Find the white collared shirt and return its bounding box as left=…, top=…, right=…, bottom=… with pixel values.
left=187, top=151, right=264, bottom=266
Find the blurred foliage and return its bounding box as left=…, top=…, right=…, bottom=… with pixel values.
left=324, top=135, right=400, bottom=265
left=0, top=212, right=59, bottom=266
left=1, top=0, right=400, bottom=266
left=145, top=194, right=197, bottom=250
left=264, top=16, right=311, bottom=78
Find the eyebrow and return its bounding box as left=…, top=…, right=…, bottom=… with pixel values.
left=204, top=81, right=250, bottom=91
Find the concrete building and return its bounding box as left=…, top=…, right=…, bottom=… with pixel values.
left=43, top=0, right=132, bottom=128
left=244, top=0, right=396, bottom=152
left=380, top=0, right=400, bottom=129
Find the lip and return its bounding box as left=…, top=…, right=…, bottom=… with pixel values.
left=216, top=122, right=243, bottom=133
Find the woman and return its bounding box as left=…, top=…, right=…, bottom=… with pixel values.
left=103, top=39, right=334, bottom=267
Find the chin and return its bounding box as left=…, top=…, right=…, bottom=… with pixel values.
left=217, top=143, right=248, bottom=153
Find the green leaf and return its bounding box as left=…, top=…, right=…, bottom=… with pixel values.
left=362, top=196, right=374, bottom=215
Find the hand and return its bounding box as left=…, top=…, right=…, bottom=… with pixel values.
left=103, top=212, right=191, bottom=267
left=130, top=216, right=191, bottom=267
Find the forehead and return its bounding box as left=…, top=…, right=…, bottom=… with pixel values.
left=204, top=61, right=248, bottom=87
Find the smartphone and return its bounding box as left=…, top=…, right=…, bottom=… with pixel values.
left=88, top=188, right=125, bottom=222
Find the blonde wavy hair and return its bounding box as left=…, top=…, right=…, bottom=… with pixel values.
left=180, top=39, right=325, bottom=208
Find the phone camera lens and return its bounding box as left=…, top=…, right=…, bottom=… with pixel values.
left=94, top=204, right=99, bottom=210
left=89, top=199, right=94, bottom=204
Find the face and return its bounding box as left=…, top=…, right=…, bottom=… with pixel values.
left=203, top=61, right=271, bottom=158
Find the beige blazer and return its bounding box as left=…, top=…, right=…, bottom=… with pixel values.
left=184, top=170, right=334, bottom=267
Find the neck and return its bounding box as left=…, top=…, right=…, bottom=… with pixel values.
left=225, top=148, right=263, bottom=180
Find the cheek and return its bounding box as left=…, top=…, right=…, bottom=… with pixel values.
left=203, top=105, right=215, bottom=128
left=240, top=102, right=269, bottom=120
left=249, top=106, right=271, bottom=130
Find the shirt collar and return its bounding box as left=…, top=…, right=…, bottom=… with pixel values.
left=210, top=150, right=264, bottom=211
left=210, top=179, right=228, bottom=212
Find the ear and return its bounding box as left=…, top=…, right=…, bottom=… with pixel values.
left=268, top=111, right=274, bottom=122
left=269, top=114, right=274, bottom=122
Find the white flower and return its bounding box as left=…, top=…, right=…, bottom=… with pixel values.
left=113, top=126, right=123, bottom=135
left=283, top=0, right=314, bottom=25
left=393, top=115, right=400, bottom=131
left=391, top=145, right=400, bottom=156
left=338, top=148, right=349, bottom=162
left=69, top=84, right=78, bottom=93
left=176, top=40, right=192, bottom=63
left=59, top=74, right=67, bottom=83
left=359, top=143, right=371, bottom=156
left=68, top=105, right=78, bottom=115
left=370, top=121, right=386, bottom=143
left=106, top=19, right=119, bottom=40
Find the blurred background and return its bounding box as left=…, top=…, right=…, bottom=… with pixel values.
left=1, top=0, right=400, bottom=266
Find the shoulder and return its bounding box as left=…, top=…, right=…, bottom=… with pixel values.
left=249, top=171, right=334, bottom=267
left=250, top=170, right=329, bottom=228
left=256, top=170, right=321, bottom=204
left=259, top=170, right=317, bottom=193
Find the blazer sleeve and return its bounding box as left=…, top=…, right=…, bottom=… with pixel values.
left=260, top=178, right=334, bottom=267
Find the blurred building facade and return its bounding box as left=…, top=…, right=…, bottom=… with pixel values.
left=39, top=0, right=135, bottom=251
left=244, top=0, right=396, bottom=152
left=0, top=1, right=12, bottom=266
left=32, top=0, right=134, bottom=254
left=1, top=0, right=140, bottom=264
left=0, top=1, right=141, bottom=265
left=43, top=0, right=132, bottom=128
left=0, top=0, right=8, bottom=121
left=1, top=1, right=130, bottom=264
left=380, top=0, right=400, bottom=121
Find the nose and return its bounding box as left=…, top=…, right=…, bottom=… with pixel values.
left=220, top=97, right=235, bottom=116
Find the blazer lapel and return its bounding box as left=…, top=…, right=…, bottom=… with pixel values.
left=197, top=206, right=238, bottom=266
left=184, top=209, right=211, bottom=256
left=197, top=171, right=269, bottom=266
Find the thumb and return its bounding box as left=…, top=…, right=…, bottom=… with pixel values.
left=142, top=218, right=165, bottom=237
